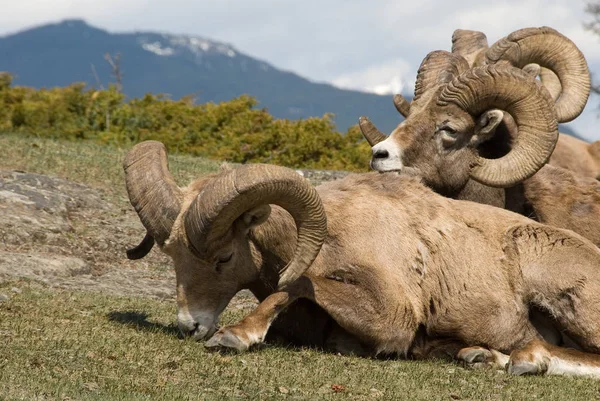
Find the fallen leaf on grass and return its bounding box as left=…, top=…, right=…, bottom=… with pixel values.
left=331, top=384, right=346, bottom=393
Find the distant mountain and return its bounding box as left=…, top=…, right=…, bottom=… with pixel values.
left=0, top=19, right=587, bottom=141
left=0, top=19, right=403, bottom=133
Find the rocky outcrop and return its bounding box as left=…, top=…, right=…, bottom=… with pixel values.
left=0, top=170, right=178, bottom=299
left=0, top=171, right=108, bottom=247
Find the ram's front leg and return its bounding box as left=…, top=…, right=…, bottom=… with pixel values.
left=205, top=278, right=311, bottom=352
left=508, top=338, right=600, bottom=377
left=206, top=273, right=418, bottom=355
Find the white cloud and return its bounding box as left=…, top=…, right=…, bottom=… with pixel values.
left=331, top=58, right=414, bottom=95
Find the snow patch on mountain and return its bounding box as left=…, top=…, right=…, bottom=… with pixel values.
left=139, top=34, right=237, bottom=58
left=141, top=41, right=175, bottom=56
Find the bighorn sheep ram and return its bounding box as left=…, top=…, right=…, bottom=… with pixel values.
left=389, top=27, right=600, bottom=180
left=126, top=136, right=600, bottom=378
left=360, top=27, right=600, bottom=246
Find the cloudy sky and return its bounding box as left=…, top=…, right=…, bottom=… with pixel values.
left=1, top=0, right=600, bottom=140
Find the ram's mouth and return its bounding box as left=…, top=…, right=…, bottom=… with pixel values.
left=370, top=160, right=403, bottom=172
left=191, top=324, right=218, bottom=341
left=377, top=167, right=421, bottom=178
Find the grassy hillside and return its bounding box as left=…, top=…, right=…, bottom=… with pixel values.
left=1, top=134, right=600, bottom=400
left=0, top=134, right=222, bottom=195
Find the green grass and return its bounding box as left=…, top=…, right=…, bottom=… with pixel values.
left=0, top=133, right=223, bottom=198
left=3, top=133, right=600, bottom=400
left=3, top=281, right=600, bottom=401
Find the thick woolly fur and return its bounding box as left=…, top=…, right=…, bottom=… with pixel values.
left=550, top=134, right=600, bottom=180
left=144, top=166, right=600, bottom=377
left=369, top=97, right=600, bottom=248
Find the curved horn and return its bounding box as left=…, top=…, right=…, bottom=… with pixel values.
left=522, top=63, right=541, bottom=78
left=438, top=64, right=558, bottom=187
left=413, top=51, right=469, bottom=109
left=126, top=234, right=155, bottom=260
left=393, top=94, right=411, bottom=118
left=184, top=164, right=327, bottom=289
left=451, top=29, right=489, bottom=67
left=484, top=26, right=590, bottom=122
left=539, top=67, right=562, bottom=102
left=358, top=116, right=386, bottom=146
left=523, top=63, right=562, bottom=102
left=123, top=141, right=183, bottom=252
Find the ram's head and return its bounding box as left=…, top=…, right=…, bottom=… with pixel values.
left=123, top=141, right=326, bottom=339
left=361, top=27, right=589, bottom=193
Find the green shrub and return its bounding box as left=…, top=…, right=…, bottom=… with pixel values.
left=0, top=75, right=370, bottom=171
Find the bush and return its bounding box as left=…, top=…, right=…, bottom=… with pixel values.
left=0, top=75, right=371, bottom=171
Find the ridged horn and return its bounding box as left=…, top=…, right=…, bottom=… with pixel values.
left=485, top=26, right=590, bottom=122
left=123, top=141, right=183, bottom=255
left=184, top=164, right=327, bottom=289
left=539, top=67, right=562, bottom=101
left=451, top=29, right=489, bottom=67
left=438, top=64, right=558, bottom=187
left=413, top=51, right=469, bottom=109
left=522, top=63, right=541, bottom=78
left=126, top=234, right=156, bottom=260
left=358, top=116, right=387, bottom=146
left=523, top=63, right=562, bottom=102
left=393, top=94, right=411, bottom=117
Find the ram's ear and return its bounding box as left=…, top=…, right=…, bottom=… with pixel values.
left=471, top=109, right=504, bottom=146
left=240, top=205, right=271, bottom=232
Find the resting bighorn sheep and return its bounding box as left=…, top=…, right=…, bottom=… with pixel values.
left=391, top=27, right=600, bottom=180
left=126, top=135, right=600, bottom=378
left=360, top=27, right=600, bottom=246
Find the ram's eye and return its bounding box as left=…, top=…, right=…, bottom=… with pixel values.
left=438, top=126, right=458, bottom=146
left=215, top=253, right=233, bottom=272
left=439, top=126, right=457, bottom=136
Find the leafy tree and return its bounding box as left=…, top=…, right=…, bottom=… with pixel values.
left=0, top=78, right=370, bottom=171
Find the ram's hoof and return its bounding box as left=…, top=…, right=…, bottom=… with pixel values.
left=457, top=347, right=493, bottom=364
left=507, top=360, right=542, bottom=376
left=205, top=329, right=249, bottom=352
left=456, top=347, right=510, bottom=370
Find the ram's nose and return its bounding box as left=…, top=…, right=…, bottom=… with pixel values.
left=370, top=141, right=403, bottom=172
left=177, top=309, right=218, bottom=340
left=372, top=148, right=389, bottom=160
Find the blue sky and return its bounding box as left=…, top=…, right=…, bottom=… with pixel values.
left=2, top=0, right=599, bottom=140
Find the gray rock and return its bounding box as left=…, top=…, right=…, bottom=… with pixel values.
left=0, top=171, right=108, bottom=247
left=0, top=252, right=91, bottom=280
left=294, top=169, right=351, bottom=186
